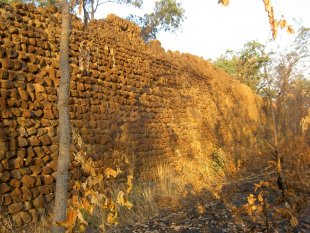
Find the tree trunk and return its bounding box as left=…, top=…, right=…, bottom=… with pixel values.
left=83, top=0, right=89, bottom=28
left=91, top=0, right=95, bottom=20
left=269, top=94, right=287, bottom=199
left=51, top=0, right=71, bottom=232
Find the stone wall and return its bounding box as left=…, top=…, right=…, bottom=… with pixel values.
left=0, top=3, right=267, bottom=227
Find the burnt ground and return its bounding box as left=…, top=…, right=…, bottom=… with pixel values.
left=108, top=171, right=310, bottom=233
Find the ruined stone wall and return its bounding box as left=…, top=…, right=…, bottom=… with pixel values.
left=0, top=3, right=267, bottom=227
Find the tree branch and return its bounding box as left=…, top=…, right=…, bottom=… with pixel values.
left=94, top=0, right=101, bottom=13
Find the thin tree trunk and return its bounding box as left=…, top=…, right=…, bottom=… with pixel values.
left=268, top=95, right=286, bottom=198
left=83, top=0, right=89, bottom=28
left=91, top=0, right=95, bottom=20
left=51, top=0, right=71, bottom=232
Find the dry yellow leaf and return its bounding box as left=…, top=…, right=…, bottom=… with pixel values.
left=90, top=192, right=100, bottom=205
left=261, top=0, right=293, bottom=39
left=105, top=167, right=120, bottom=178
left=107, top=212, right=118, bottom=226
left=89, top=174, right=103, bottom=186
left=67, top=208, right=78, bottom=228
left=122, top=154, right=129, bottom=164
left=117, top=191, right=125, bottom=204
left=81, top=198, right=93, bottom=214
left=77, top=210, right=88, bottom=226
left=279, top=19, right=287, bottom=29
left=83, top=159, right=96, bottom=177
left=71, top=196, right=80, bottom=210
left=82, top=180, right=88, bottom=190
left=272, top=19, right=278, bottom=39
left=107, top=200, right=116, bottom=212
left=263, top=0, right=271, bottom=12
left=124, top=199, right=133, bottom=209
left=102, top=198, right=108, bottom=209
left=263, top=0, right=270, bottom=6
left=247, top=194, right=256, bottom=205
left=85, top=189, right=93, bottom=197
left=258, top=192, right=264, bottom=202
left=290, top=215, right=298, bottom=227
left=99, top=223, right=105, bottom=232
left=218, top=0, right=229, bottom=6
left=287, top=25, right=294, bottom=34
left=117, top=191, right=133, bottom=209
left=196, top=203, right=205, bottom=214
left=257, top=205, right=263, bottom=212
left=72, top=181, right=80, bottom=190
left=75, top=153, right=83, bottom=164
left=56, top=208, right=78, bottom=232
left=126, top=175, right=133, bottom=193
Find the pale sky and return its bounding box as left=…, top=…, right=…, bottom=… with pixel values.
left=96, top=0, right=310, bottom=60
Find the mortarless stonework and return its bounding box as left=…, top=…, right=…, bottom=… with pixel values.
left=0, top=3, right=268, bottom=227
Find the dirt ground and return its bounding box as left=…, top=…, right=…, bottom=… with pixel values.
left=108, top=171, right=310, bottom=233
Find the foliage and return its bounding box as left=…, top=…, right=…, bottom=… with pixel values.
left=127, top=0, right=185, bottom=41
left=214, top=41, right=271, bottom=93
left=4, top=0, right=185, bottom=42
left=55, top=129, right=134, bottom=232
left=271, top=26, right=310, bottom=136
left=213, top=49, right=238, bottom=76
left=273, top=26, right=310, bottom=94
left=261, top=0, right=294, bottom=39
left=218, top=0, right=294, bottom=39
left=283, top=77, right=310, bottom=135
left=80, top=0, right=143, bottom=23
left=239, top=134, right=310, bottom=231
left=214, top=26, right=309, bottom=101
left=218, top=0, right=229, bottom=7
left=242, top=181, right=299, bottom=230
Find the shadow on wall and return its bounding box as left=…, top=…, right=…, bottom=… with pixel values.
left=0, top=120, right=9, bottom=192
left=0, top=2, right=269, bottom=229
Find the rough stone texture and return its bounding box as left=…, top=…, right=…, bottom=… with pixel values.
left=8, top=202, right=24, bottom=214
left=0, top=2, right=268, bottom=227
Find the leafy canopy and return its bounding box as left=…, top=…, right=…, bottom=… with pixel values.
left=214, top=41, right=271, bottom=93
left=127, top=0, right=185, bottom=41
left=3, top=0, right=185, bottom=42
left=80, top=0, right=143, bottom=20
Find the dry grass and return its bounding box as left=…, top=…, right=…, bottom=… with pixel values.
left=2, top=129, right=307, bottom=232
left=0, top=212, right=52, bottom=233
left=26, top=217, right=51, bottom=233
left=111, top=134, right=310, bottom=231
left=0, top=213, right=13, bottom=233
left=114, top=143, right=238, bottom=229
left=280, top=136, right=310, bottom=198
left=3, top=138, right=308, bottom=232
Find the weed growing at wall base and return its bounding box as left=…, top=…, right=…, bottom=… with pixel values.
left=54, top=129, right=134, bottom=232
